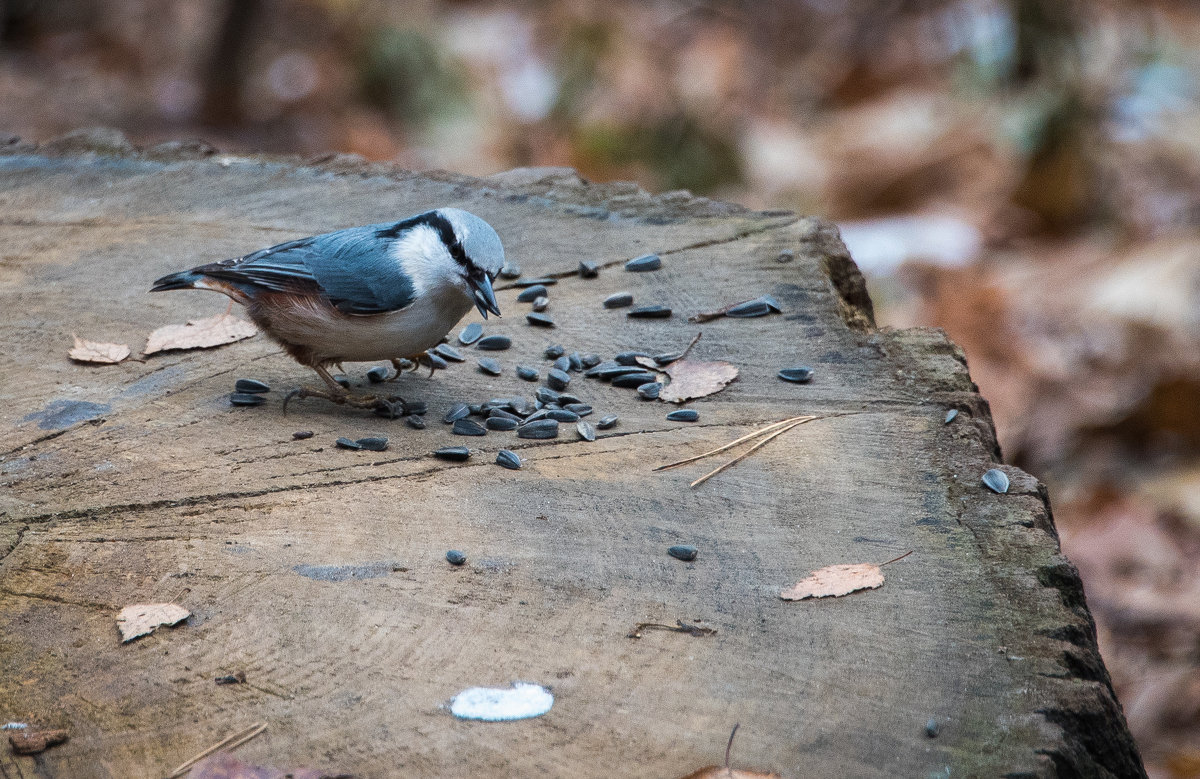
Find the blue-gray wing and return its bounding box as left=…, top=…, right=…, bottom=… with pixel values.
left=197, top=223, right=417, bottom=315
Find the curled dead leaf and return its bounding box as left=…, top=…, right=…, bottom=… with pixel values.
left=117, top=603, right=191, bottom=642
left=661, top=360, right=738, bottom=403
left=144, top=312, right=256, bottom=355
left=69, top=335, right=130, bottom=364
left=779, top=563, right=885, bottom=600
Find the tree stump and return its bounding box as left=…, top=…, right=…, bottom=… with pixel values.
left=0, top=130, right=1144, bottom=777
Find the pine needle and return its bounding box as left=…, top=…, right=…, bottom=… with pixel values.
left=654, top=415, right=816, bottom=472
left=690, top=417, right=813, bottom=487
left=165, top=722, right=267, bottom=779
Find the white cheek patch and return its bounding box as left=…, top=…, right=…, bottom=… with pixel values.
left=390, top=224, right=461, bottom=296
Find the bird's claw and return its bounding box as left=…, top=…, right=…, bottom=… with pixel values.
left=284, top=386, right=408, bottom=416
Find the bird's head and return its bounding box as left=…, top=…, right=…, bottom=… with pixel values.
left=432, top=208, right=505, bottom=319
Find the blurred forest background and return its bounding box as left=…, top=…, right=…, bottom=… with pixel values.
left=2, top=0, right=1199, bottom=774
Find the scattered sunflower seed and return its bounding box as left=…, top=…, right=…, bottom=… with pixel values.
left=433, top=447, right=470, bottom=462
left=668, top=545, right=698, bottom=561
left=405, top=415, right=426, bottom=429
left=544, top=344, right=565, bottom=359
left=452, top=418, right=488, bottom=436
left=486, top=417, right=519, bottom=431
left=444, top=403, right=472, bottom=424
left=596, top=414, right=618, bottom=429
left=459, top=322, right=484, bottom=345
left=580, top=353, right=602, bottom=368
left=777, top=249, right=794, bottom=263
left=234, top=378, right=270, bottom=394
left=500, top=263, right=521, bottom=279
left=478, top=358, right=502, bottom=376
left=510, top=398, right=537, bottom=417
left=557, top=391, right=583, bottom=405
left=532, top=296, right=549, bottom=312
left=625, top=253, right=662, bottom=272
left=553, top=355, right=571, bottom=372
left=637, top=382, right=662, bottom=400
left=292, top=430, right=314, bottom=440
left=944, top=409, right=958, bottom=424
left=603, top=292, right=634, bottom=309
left=653, top=352, right=684, bottom=366
left=547, top=409, right=580, bottom=423
left=628, top=305, right=672, bottom=319
left=725, top=299, right=772, bottom=318
left=489, top=408, right=521, bottom=421
left=666, top=409, right=699, bottom=422
left=564, top=403, right=592, bottom=416
left=526, top=312, right=555, bottom=328
left=615, top=351, right=652, bottom=365
left=404, top=400, right=428, bottom=416
left=446, top=549, right=467, bottom=565
left=335, top=437, right=363, bottom=450
left=356, top=437, right=389, bottom=451
left=576, top=420, right=596, bottom=441
left=421, top=352, right=448, bottom=371
left=516, top=365, right=539, bottom=382
left=334, top=375, right=351, bottom=388
left=578, top=260, right=599, bottom=278
left=982, top=468, right=1010, bottom=494
left=517, top=285, right=547, bottom=303
left=612, top=372, right=658, bottom=388
left=547, top=368, right=571, bottom=390
left=590, top=365, right=646, bottom=380
left=434, top=344, right=466, bottom=362
left=495, top=449, right=522, bottom=470
left=513, top=277, right=557, bottom=287
left=517, top=418, right=559, bottom=439
left=230, top=392, right=266, bottom=406
left=778, top=366, right=814, bottom=383
left=760, top=294, right=782, bottom=313
left=925, top=719, right=940, bottom=738
left=366, top=366, right=390, bottom=383
left=568, top=352, right=584, bottom=371
left=476, top=335, right=512, bottom=351
left=535, top=387, right=561, bottom=404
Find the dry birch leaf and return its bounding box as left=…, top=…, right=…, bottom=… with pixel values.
left=117, top=603, right=191, bottom=642
left=661, top=360, right=738, bottom=403
left=144, top=313, right=256, bottom=355
left=779, top=563, right=885, bottom=600
left=69, top=335, right=130, bottom=364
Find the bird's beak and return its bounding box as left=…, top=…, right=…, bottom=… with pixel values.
left=470, top=274, right=501, bottom=319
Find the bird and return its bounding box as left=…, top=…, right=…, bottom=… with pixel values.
left=150, top=207, right=505, bottom=413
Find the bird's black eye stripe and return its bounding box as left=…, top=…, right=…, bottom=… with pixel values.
left=377, top=211, right=471, bottom=269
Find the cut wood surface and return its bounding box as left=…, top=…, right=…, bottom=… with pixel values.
left=0, top=130, right=1143, bottom=777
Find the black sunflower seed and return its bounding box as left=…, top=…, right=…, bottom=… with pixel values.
left=557, top=391, right=583, bottom=405
left=510, top=398, right=537, bottom=417
left=366, top=366, right=390, bottom=383
left=434, top=344, right=466, bottom=362
left=547, top=368, right=571, bottom=391
left=513, top=277, right=557, bottom=287
left=517, top=284, right=547, bottom=302
left=458, top=322, right=484, bottom=345
left=293, top=430, right=314, bottom=440
left=625, top=253, right=662, bottom=272
left=532, top=296, right=549, bottom=312
left=334, top=375, right=351, bottom=388
left=637, top=382, right=662, bottom=400
left=535, top=387, right=561, bottom=404
left=452, top=418, right=487, bottom=436
left=564, top=403, right=592, bottom=416
left=356, top=436, right=389, bottom=451
left=653, top=352, right=683, bottom=366
left=580, top=353, right=602, bottom=369
left=433, top=446, right=470, bottom=462
left=526, top=312, right=555, bottom=328
left=405, top=415, right=426, bottom=429
left=230, top=392, right=266, bottom=406
left=478, top=358, right=502, bottom=376
left=603, top=292, right=634, bottom=309
left=234, top=378, right=270, bottom=394
left=944, top=409, right=958, bottom=424
left=495, top=449, right=522, bottom=470
left=335, top=437, right=363, bottom=450
left=500, top=263, right=521, bottom=279
left=982, top=468, right=1009, bottom=494
left=516, top=365, right=539, bottom=381
left=551, top=355, right=569, bottom=373
left=725, top=299, right=772, bottom=318
left=446, top=549, right=467, bottom=565
left=404, top=400, right=428, bottom=416
left=668, top=544, right=698, bottom=561
left=544, top=344, right=565, bottom=359
left=476, top=335, right=512, bottom=351
left=612, top=372, right=658, bottom=388
left=579, top=260, right=599, bottom=278
left=486, top=417, right=519, bottom=431
left=666, top=409, right=699, bottom=422
left=576, top=421, right=596, bottom=441
left=568, top=352, right=583, bottom=371
left=596, top=414, right=618, bottom=429
left=517, top=418, right=559, bottom=439
left=628, top=305, right=672, bottom=319
left=444, top=403, right=471, bottom=424
left=615, top=351, right=651, bottom=365
left=547, top=409, right=580, bottom=423
left=760, top=294, right=782, bottom=313
left=778, top=366, right=813, bottom=383
left=489, top=408, right=521, bottom=422
left=421, top=352, right=448, bottom=370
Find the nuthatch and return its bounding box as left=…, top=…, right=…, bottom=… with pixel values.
left=151, top=208, right=504, bottom=413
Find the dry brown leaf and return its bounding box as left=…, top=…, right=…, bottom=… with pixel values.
left=779, top=563, right=885, bottom=600
left=678, top=767, right=780, bottom=778
left=661, top=360, right=738, bottom=403
left=8, top=728, right=69, bottom=755
left=144, top=312, right=256, bottom=355
left=117, top=603, right=191, bottom=642
left=69, top=335, right=130, bottom=364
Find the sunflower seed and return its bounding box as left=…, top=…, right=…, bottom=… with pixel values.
left=615, top=351, right=652, bottom=366
left=433, top=446, right=470, bottom=461
left=234, top=378, right=270, bottom=394
left=452, top=418, right=487, bottom=436
left=535, top=387, right=561, bottom=404
left=334, top=375, right=351, bottom=388
left=725, top=299, right=772, bottom=318
left=544, top=344, right=565, bottom=359
left=434, top=344, right=466, bottom=362
left=982, top=468, right=1009, bottom=494
left=366, top=366, right=390, bottom=383
left=653, top=352, right=683, bottom=366
left=547, top=368, right=571, bottom=390
left=532, top=296, right=549, bottom=312
left=579, top=261, right=599, bottom=278
left=944, top=409, right=958, bottom=424
left=760, top=294, right=782, bottom=313
left=476, top=335, right=512, bottom=351
left=666, top=409, right=699, bottom=422
left=526, top=312, right=555, bottom=328
left=577, top=421, right=597, bottom=441
left=373, top=402, right=403, bottom=419
left=516, top=365, right=539, bottom=382
left=668, top=544, right=698, bottom=561
left=557, top=392, right=583, bottom=405
left=590, top=365, right=647, bottom=380
left=478, top=358, right=502, bottom=376
left=580, top=353, right=602, bottom=368
left=230, top=392, right=266, bottom=406
left=495, top=449, right=522, bottom=470
left=552, top=355, right=570, bottom=373
left=597, top=414, right=618, bottom=429
left=510, top=398, right=536, bottom=417
left=777, top=249, right=794, bottom=263
left=513, top=277, right=557, bottom=287
left=564, top=403, right=592, bottom=416
left=637, top=382, right=662, bottom=400
left=335, top=437, right=363, bottom=450
left=925, top=719, right=940, bottom=738
left=517, top=285, right=547, bottom=303
left=778, top=366, right=814, bottom=383
left=404, top=400, right=428, bottom=416
left=568, top=352, right=583, bottom=371
left=356, top=436, right=389, bottom=451
left=421, top=352, right=448, bottom=371
left=446, top=549, right=467, bottom=565
left=488, top=408, right=521, bottom=422
left=603, top=292, right=634, bottom=309
left=524, top=409, right=551, bottom=423
left=628, top=305, right=672, bottom=319
left=500, top=263, right=522, bottom=279
left=612, top=372, right=658, bottom=388
left=459, top=322, right=484, bottom=345
left=547, top=409, right=580, bottom=423
left=517, top=418, right=559, bottom=439
left=292, top=430, right=314, bottom=440
left=405, top=414, right=426, bottom=429
left=444, top=403, right=472, bottom=424
left=486, top=417, right=519, bottom=431
left=625, top=253, right=662, bottom=272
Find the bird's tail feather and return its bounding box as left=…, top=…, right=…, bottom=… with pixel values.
left=150, top=270, right=203, bottom=292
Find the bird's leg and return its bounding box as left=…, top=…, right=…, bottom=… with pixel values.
left=390, top=357, right=417, bottom=378
left=284, top=365, right=408, bottom=416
